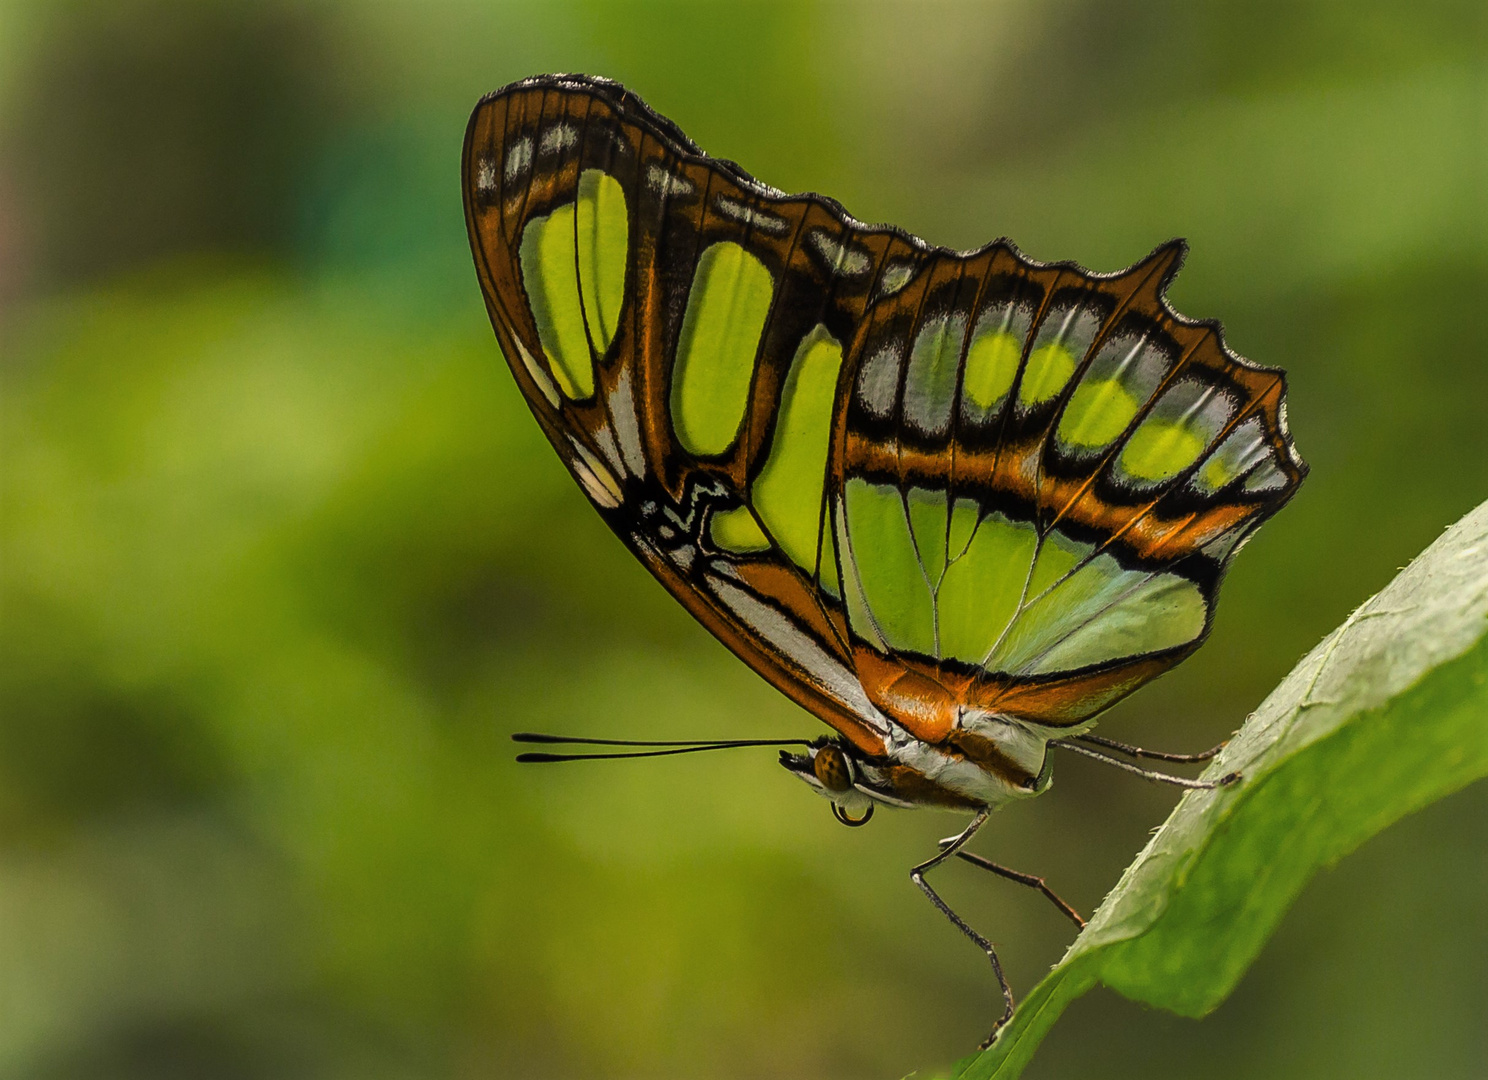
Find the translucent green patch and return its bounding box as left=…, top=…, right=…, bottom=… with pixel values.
left=903, top=315, right=965, bottom=435
left=1028, top=574, right=1208, bottom=674
left=1200, top=455, right=1236, bottom=491
left=1028, top=531, right=1092, bottom=600
left=946, top=498, right=982, bottom=561
left=976, top=530, right=1104, bottom=668
left=516, top=169, right=628, bottom=401
left=991, top=551, right=1131, bottom=671
left=1192, top=419, right=1265, bottom=494
left=575, top=169, right=628, bottom=356
left=963, top=329, right=1023, bottom=410
left=906, top=487, right=949, bottom=585
left=843, top=479, right=936, bottom=655
left=1018, top=342, right=1076, bottom=405
left=817, top=506, right=841, bottom=598
left=752, top=326, right=843, bottom=570
left=938, top=513, right=1038, bottom=663
left=1121, top=418, right=1208, bottom=481
left=710, top=505, right=771, bottom=553
left=988, top=539, right=1208, bottom=675
left=836, top=507, right=886, bottom=650
left=1058, top=378, right=1141, bottom=448
left=671, top=241, right=774, bottom=456
left=520, top=204, right=594, bottom=400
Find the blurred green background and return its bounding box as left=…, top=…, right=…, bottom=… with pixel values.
left=1, top=2, right=1484, bottom=1078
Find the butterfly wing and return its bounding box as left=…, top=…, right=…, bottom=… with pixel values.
left=463, top=74, right=903, bottom=756
left=828, top=240, right=1307, bottom=740
left=463, top=74, right=1307, bottom=757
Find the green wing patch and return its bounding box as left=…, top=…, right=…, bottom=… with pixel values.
left=671, top=241, right=774, bottom=456
left=517, top=167, right=629, bottom=400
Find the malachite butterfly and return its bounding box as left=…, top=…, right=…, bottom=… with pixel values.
left=463, top=73, right=1305, bottom=1045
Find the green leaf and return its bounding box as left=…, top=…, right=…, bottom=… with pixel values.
left=949, top=499, right=1488, bottom=1080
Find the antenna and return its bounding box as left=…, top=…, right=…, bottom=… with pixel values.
left=512, top=732, right=816, bottom=764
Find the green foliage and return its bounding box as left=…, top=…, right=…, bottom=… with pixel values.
left=951, top=503, right=1488, bottom=1079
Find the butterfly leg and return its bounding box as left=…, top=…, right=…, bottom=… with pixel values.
left=1076, top=732, right=1227, bottom=764
left=910, top=809, right=1014, bottom=1048
left=940, top=846, right=1086, bottom=930
left=1049, top=738, right=1239, bottom=788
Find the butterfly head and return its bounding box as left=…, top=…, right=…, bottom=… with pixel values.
left=778, top=738, right=885, bottom=826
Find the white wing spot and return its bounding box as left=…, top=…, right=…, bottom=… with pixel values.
left=808, top=229, right=871, bottom=277
left=610, top=367, right=647, bottom=479
left=592, top=424, right=628, bottom=481
left=878, top=260, right=918, bottom=297
left=540, top=123, right=579, bottom=154
left=512, top=335, right=560, bottom=407
left=646, top=164, right=694, bottom=197
left=475, top=156, right=497, bottom=193
left=1243, top=456, right=1287, bottom=492
left=714, top=195, right=791, bottom=234
left=504, top=136, right=533, bottom=183
left=568, top=437, right=624, bottom=509
left=855, top=344, right=903, bottom=419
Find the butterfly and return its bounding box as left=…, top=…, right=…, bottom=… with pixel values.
left=463, top=73, right=1305, bottom=1046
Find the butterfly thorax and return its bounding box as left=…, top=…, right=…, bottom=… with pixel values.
left=780, top=708, right=1056, bottom=816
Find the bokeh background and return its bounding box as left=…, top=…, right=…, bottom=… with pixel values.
left=2, top=2, right=1484, bottom=1078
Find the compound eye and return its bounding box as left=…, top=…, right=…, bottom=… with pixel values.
left=812, top=744, right=855, bottom=792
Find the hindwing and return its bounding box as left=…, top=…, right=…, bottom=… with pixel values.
left=462, top=74, right=1306, bottom=753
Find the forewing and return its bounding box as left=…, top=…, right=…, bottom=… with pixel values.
left=463, top=75, right=900, bottom=754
